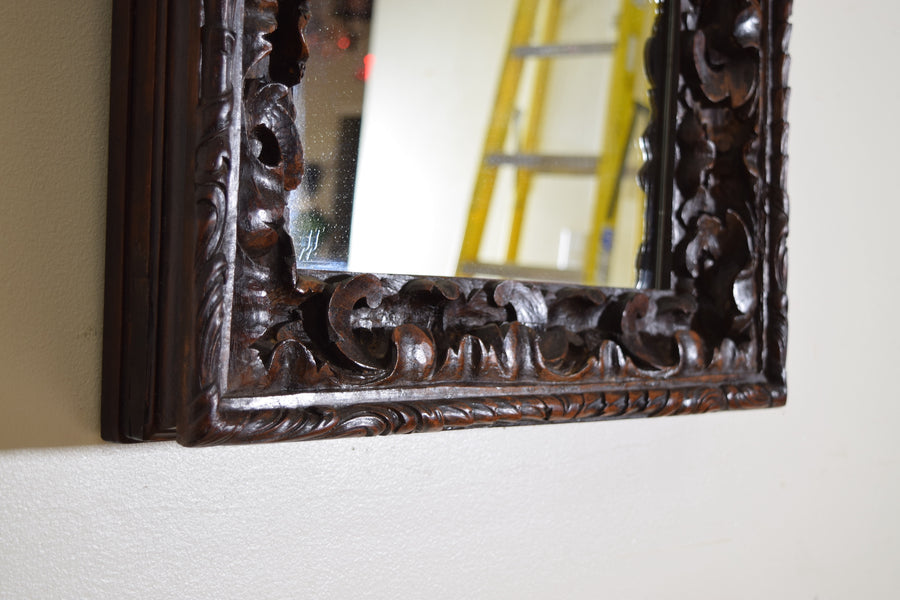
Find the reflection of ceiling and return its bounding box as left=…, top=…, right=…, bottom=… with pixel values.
left=334, top=0, right=373, bottom=19
left=307, top=0, right=372, bottom=58
left=301, top=0, right=371, bottom=146
left=287, top=0, right=375, bottom=269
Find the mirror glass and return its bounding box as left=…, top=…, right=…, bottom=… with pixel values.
left=287, top=0, right=660, bottom=286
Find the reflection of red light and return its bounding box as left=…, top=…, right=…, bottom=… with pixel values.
left=337, top=36, right=351, bottom=50
left=363, top=53, right=375, bottom=80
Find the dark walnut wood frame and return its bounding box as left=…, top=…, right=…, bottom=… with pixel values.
left=102, top=0, right=791, bottom=445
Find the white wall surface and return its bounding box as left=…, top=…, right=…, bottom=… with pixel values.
left=2, top=1, right=899, bottom=598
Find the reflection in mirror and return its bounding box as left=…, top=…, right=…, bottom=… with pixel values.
left=288, top=0, right=659, bottom=286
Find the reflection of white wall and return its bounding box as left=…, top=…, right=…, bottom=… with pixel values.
left=349, top=0, right=516, bottom=275
left=349, top=0, right=624, bottom=277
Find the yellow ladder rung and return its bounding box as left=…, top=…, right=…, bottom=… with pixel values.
left=485, top=153, right=599, bottom=175
left=511, top=42, right=615, bottom=57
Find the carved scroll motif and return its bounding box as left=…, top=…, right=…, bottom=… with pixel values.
left=670, top=0, right=771, bottom=368
left=203, top=382, right=777, bottom=445
left=190, top=0, right=242, bottom=437
left=183, top=0, right=790, bottom=445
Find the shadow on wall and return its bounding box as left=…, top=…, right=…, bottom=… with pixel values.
left=0, top=1, right=113, bottom=449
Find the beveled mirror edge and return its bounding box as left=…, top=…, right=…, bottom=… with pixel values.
left=102, top=0, right=790, bottom=446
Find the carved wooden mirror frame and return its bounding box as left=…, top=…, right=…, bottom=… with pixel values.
left=102, top=0, right=791, bottom=445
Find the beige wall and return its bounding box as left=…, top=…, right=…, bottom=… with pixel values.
left=2, top=1, right=900, bottom=598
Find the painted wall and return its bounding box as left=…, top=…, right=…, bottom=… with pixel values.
left=2, top=1, right=899, bottom=598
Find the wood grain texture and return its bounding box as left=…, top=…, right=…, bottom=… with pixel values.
left=102, top=0, right=198, bottom=442
left=103, top=0, right=790, bottom=445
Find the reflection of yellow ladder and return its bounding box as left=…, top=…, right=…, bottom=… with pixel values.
left=456, top=0, right=656, bottom=285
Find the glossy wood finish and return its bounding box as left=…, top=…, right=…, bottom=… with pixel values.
left=103, top=0, right=791, bottom=445
left=102, top=0, right=199, bottom=441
